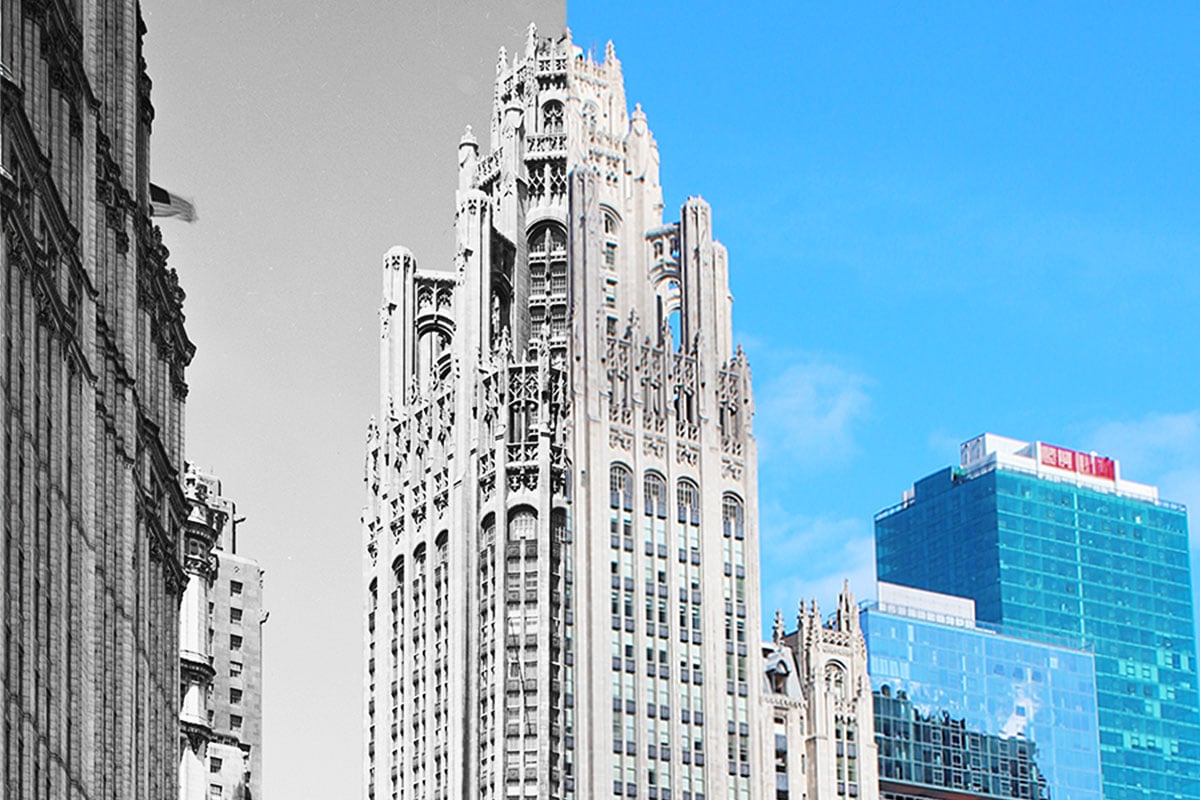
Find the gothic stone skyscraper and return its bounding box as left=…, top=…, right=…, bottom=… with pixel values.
left=362, top=27, right=765, bottom=800
left=2, top=2, right=194, bottom=799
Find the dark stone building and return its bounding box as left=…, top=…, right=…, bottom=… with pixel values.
left=2, top=2, right=193, bottom=798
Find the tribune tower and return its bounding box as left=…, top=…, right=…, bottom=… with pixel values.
left=363, top=27, right=763, bottom=800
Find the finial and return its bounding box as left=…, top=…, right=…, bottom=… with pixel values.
left=526, top=22, right=537, bottom=56
left=496, top=46, right=507, bottom=74
left=460, top=125, right=477, bottom=147
left=836, top=581, right=853, bottom=631
left=605, top=39, right=617, bottom=63
left=772, top=609, right=785, bottom=644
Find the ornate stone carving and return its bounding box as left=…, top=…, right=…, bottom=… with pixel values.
left=676, top=443, right=699, bottom=467
left=642, top=434, right=666, bottom=459
left=721, top=457, right=744, bottom=481
left=609, top=426, right=633, bottom=452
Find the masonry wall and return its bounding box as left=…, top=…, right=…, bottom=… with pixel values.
left=2, top=2, right=193, bottom=798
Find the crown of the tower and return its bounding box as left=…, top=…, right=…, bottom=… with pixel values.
left=364, top=30, right=766, bottom=800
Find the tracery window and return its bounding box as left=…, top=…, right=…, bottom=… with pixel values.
left=677, top=481, right=700, bottom=525
left=644, top=472, right=667, bottom=519
left=602, top=209, right=619, bottom=271
left=825, top=663, right=846, bottom=699
left=528, top=224, right=568, bottom=340
left=508, top=400, right=536, bottom=444
left=543, top=101, right=564, bottom=134
left=510, top=507, right=538, bottom=540
left=722, top=495, right=744, bottom=539
left=610, top=464, right=633, bottom=511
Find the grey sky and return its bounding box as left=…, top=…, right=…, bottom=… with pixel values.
left=142, top=2, right=563, bottom=795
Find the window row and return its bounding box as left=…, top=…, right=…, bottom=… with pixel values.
left=610, top=465, right=742, bottom=529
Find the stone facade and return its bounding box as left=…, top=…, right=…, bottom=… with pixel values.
left=2, top=2, right=193, bottom=799
left=363, top=26, right=764, bottom=800
left=180, top=467, right=265, bottom=800
left=761, top=584, right=880, bottom=800
left=180, top=468, right=225, bottom=800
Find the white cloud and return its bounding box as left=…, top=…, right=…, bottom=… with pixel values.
left=927, top=429, right=968, bottom=458
left=1090, top=411, right=1200, bottom=476
left=1087, top=411, right=1200, bottom=546
left=753, top=358, right=871, bottom=470
left=757, top=504, right=876, bottom=633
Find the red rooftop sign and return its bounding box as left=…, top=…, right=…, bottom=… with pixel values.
left=1039, top=443, right=1116, bottom=481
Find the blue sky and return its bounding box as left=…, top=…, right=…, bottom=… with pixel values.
left=569, top=0, right=1200, bottom=619
left=142, top=1, right=1199, bottom=795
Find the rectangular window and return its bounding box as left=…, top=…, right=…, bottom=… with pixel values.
left=231, top=714, right=243, bottom=730
left=210, top=757, right=223, bottom=773
left=230, top=634, right=243, bottom=651
left=230, top=661, right=243, bottom=677
left=231, top=607, right=243, bottom=623
left=230, top=688, right=243, bottom=704
left=209, top=785, right=223, bottom=800
left=231, top=580, right=243, bottom=595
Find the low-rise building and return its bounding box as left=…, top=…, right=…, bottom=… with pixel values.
left=762, top=583, right=880, bottom=800
left=862, top=582, right=1101, bottom=800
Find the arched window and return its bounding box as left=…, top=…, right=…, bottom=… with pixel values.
left=825, top=663, right=846, bottom=699
left=551, top=508, right=568, bottom=544
left=644, top=472, right=667, bottom=519
left=722, top=494, right=745, bottom=539
left=528, top=224, right=568, bottom=341
left=480, top=513, right=496, bottom=549
left=509, top=506, right=538, bottom=541
left=416, top=322, right=452, bottom=387
left=543, top=101, right=564, bottom=134
left=610, top=464, right=633, bottom=511
left=529, top=223, right=565, bottom=254
left=677, top=480, right=700, bottom=525
left=602, top=209, right=619, bottom=270
left=508, top=399, right=536, bottom=443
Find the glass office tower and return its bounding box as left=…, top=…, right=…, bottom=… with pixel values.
left=862, top=583, right=1101, bottom=800
left=875, top=435, right=1200, bottom=800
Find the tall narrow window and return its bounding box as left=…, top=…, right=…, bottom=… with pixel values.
left=677, top=481, right=700, bottom=525
left=528, top=224, right=568, bottom=340
left=610, top=465, right=633, bottom=511
left=543, top=101, right=564, bottom=134
left=602, top=210, right=619, bottom=271
left=722, top=495, right=744, bottom=539
left=508, top=401, right=536, bottom=443
left=644, top=473, right=667, bottom=519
